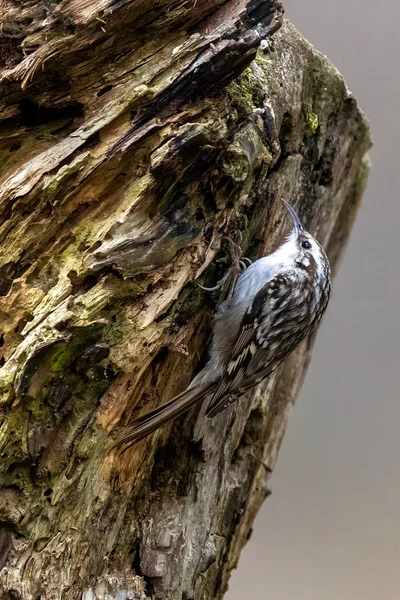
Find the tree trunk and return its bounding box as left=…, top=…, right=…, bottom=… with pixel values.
left=0, top=1, right=370, bottom=599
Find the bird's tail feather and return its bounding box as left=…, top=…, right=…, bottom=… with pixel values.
left=112, top=383, right=215, bottom=449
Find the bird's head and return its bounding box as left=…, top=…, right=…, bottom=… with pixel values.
left=279, top=199, right=330, bottom=279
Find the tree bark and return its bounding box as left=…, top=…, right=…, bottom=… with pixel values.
left=0, top=1, right=370, bottom=599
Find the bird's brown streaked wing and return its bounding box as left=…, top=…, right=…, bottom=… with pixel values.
left=205, top=273, right=292, bottom=418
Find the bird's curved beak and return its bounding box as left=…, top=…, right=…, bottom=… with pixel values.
left=281, top=199, right=303, bottom=237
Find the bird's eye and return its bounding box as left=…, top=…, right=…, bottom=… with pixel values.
left=302, top=241, right=312, bottom=250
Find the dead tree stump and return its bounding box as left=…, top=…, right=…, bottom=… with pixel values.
left=0, top=1, right=370, bottom=598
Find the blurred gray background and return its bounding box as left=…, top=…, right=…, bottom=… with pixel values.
left=228, top=1, right=400, bottom=598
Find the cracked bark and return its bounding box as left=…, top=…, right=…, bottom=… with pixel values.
left=0, top=1, right=370, bottom=599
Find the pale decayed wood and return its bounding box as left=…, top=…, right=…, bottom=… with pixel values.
left=0, top=1, right=370, bottom=598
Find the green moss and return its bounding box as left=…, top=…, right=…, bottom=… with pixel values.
left=49, top=342, right=75, bottom=373
left=302, top=48, right=347, bottom=127
left=227, top=76, right=255, bottom=114
left=55, top=323, right=106, bottom=367
left=254, top=53, right=268, bottom=67
left=241, top=66, right=252, bottom=80
left=0, top=410, right=25, bottom=455
left=227, top=62, right=266, bottom=117
left=26, top=396, right=49, bottom=420
left=305, top=102, right=319, bottom=134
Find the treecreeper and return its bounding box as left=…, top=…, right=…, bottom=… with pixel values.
left=115, top=200, right=332, bottom=448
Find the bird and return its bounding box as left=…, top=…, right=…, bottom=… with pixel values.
left=114, top=199, right=332, bottom=448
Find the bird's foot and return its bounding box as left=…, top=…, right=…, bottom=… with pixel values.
left=199, top=236, right=251, bottom=299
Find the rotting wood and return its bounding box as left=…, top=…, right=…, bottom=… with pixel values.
left=0, top=1, right=370, bottom=598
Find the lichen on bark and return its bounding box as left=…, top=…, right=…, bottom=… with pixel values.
left=0, top=1, right=370, bottom=598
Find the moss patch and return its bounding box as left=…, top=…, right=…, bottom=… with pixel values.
left=305, top=102, right=319, bottom=135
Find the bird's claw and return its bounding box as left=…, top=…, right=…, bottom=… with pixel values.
left=198, top=271, right=230, bottom=292
left=199, top=235, right=251, bottom=300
